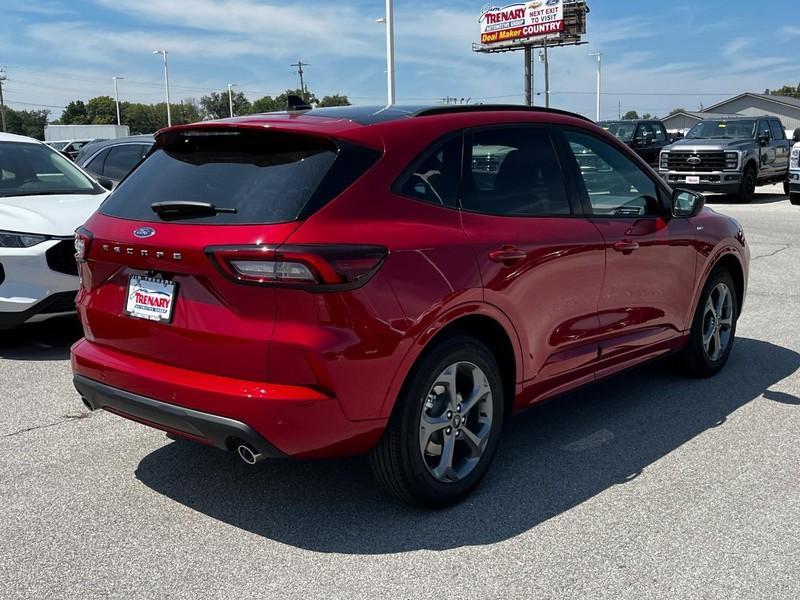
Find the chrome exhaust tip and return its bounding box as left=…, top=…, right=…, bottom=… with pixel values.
left=237, top=444, right=262, bottom=465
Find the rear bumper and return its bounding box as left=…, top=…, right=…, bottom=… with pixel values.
left=70, top=338, right=387, bottom=458
left=75, top=374, right=286, bottom=458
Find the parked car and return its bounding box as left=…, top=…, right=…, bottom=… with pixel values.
left=0, top=133, right=108, bottom=329
left=46, top=139, right=96, bottom=161
left=659, top=116, right=791, bottom=203
left=599, top=119, right=671, bottom=166
left=71, top=105, right=749, bottom=507
left=75, top=135, right=155, bottom=190
left=789, top=129, right=800, bottom=205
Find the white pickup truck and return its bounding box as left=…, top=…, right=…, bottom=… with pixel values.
left=790, top=129, right=800, bottom=205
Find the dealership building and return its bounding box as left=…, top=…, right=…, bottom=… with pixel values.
left=661, top=93, right=800, bottom=134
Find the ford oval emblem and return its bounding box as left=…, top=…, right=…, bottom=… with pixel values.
left=133, top=227, right=156, bottom=239
left=687, top=156, right=702, bottom=165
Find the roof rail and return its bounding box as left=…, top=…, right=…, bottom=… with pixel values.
left=414, top=104, right=594, bottom=123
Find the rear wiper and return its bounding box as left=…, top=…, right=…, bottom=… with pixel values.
left=151, top=201, right=238, bottom=219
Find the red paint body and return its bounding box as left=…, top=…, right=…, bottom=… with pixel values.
left=71, top=108, right=750, bottom=458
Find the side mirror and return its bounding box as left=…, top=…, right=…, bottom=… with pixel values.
left=672, top=189, right=705, bottom=218
left=758, top=132, right=770, bottom=146
left=793, top=128, right=800, bottom=143
left=96, top=176, right=115, bottom=191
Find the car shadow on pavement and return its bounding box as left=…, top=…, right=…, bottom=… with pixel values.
left=0, top=317, right=82, bottom=361
left=136, top=337, right=799, bottom=554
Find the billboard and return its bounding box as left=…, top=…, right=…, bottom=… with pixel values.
left=479, top=1, right=565, bottom=48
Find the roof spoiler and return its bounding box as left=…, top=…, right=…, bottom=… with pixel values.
left=286, top=95, right=313, bottom=112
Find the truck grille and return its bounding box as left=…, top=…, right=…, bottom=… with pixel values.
left=46, top=240, right=79, bottom=276
left=666, top=151, right=727, bottom=172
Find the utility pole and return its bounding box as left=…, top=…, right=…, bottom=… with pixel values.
left=112, top=76, right=124, bottom=126
left=539, top=42, right=550, bottom=108
left=0, top=67, right=7, bottom=133
left=588, top=52, right=603, bottom=121
left=227, top=83, right=238, bottom=117
left=291, top=61, right=309, bottom=100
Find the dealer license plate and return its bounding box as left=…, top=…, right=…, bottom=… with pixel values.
left=125, top=275, right=177, bottom=323
left=685, top=175, right=700, bottom=185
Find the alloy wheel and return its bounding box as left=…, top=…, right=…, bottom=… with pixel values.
left=418, top=361, right=494, bottom=483
left=702, top=282, right=734, bottom=361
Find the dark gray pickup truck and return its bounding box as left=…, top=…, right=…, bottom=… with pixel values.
left=659, top=116, right=791, bottom=203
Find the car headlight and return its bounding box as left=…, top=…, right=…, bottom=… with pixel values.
left=660, top=152, right=669, bottom=170
left=725, top=152, right=739, bottom=170
left=792, top=148, right=800, bottom=168
left=0, top=231, right=49, bottom=248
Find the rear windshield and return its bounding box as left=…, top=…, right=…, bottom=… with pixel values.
left=599, top=121, right=636, bottom=142
left=100, top=129, right=354, bottom=224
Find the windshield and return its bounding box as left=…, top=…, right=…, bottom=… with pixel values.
left=599, top=121, right=637, bottom=142
left=686, top=120, right=756, bottom=140
left=48, top=141, right=68, bottom=151
left=0, top=142, right=101, bottom=198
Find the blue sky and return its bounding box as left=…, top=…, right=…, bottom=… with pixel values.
left=1, top=0, right=798, bottom=120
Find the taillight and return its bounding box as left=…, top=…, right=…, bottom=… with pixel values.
left=207, top=245, right=388, bottom=290
left=74, top=227, right=92, bottom=262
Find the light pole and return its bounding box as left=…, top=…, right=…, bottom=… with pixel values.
left=0, top=67, right=7, bottom=133
left=152, top=49, right=172, bottom=127
left=588, top=52, right=603, bottom=121
left=376, top=0, right=396, bottom=105
left=112, top=76, right=124, bottom=126
left=227, top=83, right=238, bottom=118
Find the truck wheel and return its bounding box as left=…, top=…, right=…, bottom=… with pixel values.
left=791, top=194, right=800, bottom=206
left=737, top=165, right=756, bottom=203
left=369, top=336, right=505, bottom=508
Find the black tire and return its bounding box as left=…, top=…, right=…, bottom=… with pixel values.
left=369, top=336, right=505, bottom=508
left=682, top=269, right=738, bottom=378
left=790, top=193, right=800, bottom=206
left=737, top=165, right=757, bottom=204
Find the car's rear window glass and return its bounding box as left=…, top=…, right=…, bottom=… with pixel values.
left=100, top=130, right=342, bottom=224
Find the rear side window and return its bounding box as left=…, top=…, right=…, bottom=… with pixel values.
left=85, top=148, right=110, bottom=175
left=462, top=127, right=571, bottom=217
left=103, top=144, right=148, bottom=180
left=100, top=130, right=366, bottom=224
left=397, top=136, right=462, bottom=208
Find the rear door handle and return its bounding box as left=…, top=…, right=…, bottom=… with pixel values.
left=489, top=247, right=528, bottom=264
left=613, top=241, right=640, bottom=254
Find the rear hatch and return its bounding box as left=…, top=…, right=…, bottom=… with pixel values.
left=77, top=126, right=378, bottom=381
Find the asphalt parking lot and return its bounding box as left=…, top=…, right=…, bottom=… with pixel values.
left=1, top=185, right=799, bottom=600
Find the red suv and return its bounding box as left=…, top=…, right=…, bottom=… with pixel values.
left=72, top=105, right=749, bottom=507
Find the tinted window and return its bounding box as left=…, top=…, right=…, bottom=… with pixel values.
left=103, top=144, right=148, bottom=180
left=769, top=120, right=785, bottom=141
left=599, top=121, right=636, bottom=142
left=0, top=142, right=99, bottom=197
left=563, top=130, right=662, bottom=217
left=101, top=130, right=345, bottom=224
left=653, top=123, right=667, bottom=142
left=462, top=127, right=571, bottom=217
left=85, top=148, right=110, bottom=176
left=398, top=136, right=461, bottom=207
left=757, top=120, right=771, bottom=141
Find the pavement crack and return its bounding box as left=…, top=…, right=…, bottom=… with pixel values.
left=751, top=245, right=790, bottom=261
left=2, top=412, right=93, bottom=439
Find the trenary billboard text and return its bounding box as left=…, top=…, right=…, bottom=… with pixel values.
left=479, top=0, right=564, bottom=47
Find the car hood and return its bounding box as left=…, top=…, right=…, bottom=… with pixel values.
left=0, top=192, right=108, bottom=236
left=666, top=138, right=755, bottom=152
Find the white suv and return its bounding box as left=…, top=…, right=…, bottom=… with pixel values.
left=0, top=133, right=108, bottom=329
left=790, top=129, right=800, bottom=205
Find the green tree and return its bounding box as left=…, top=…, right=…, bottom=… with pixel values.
left=86, top=96, right=117, bottom=124
left=769, top=84, right=800, bottom=99
left=5, top=108, right=50, bottom=139
left=623, top=110, right=640, bottom=120
left=200, top=90, right=251, bottom=119
left=319, top=94, right=351, bottom=108
left=669, top=107, right=687, bottom=115
left=642, top=113, right=653, bottom=120
left=60, top=100, right=88, bottom=124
